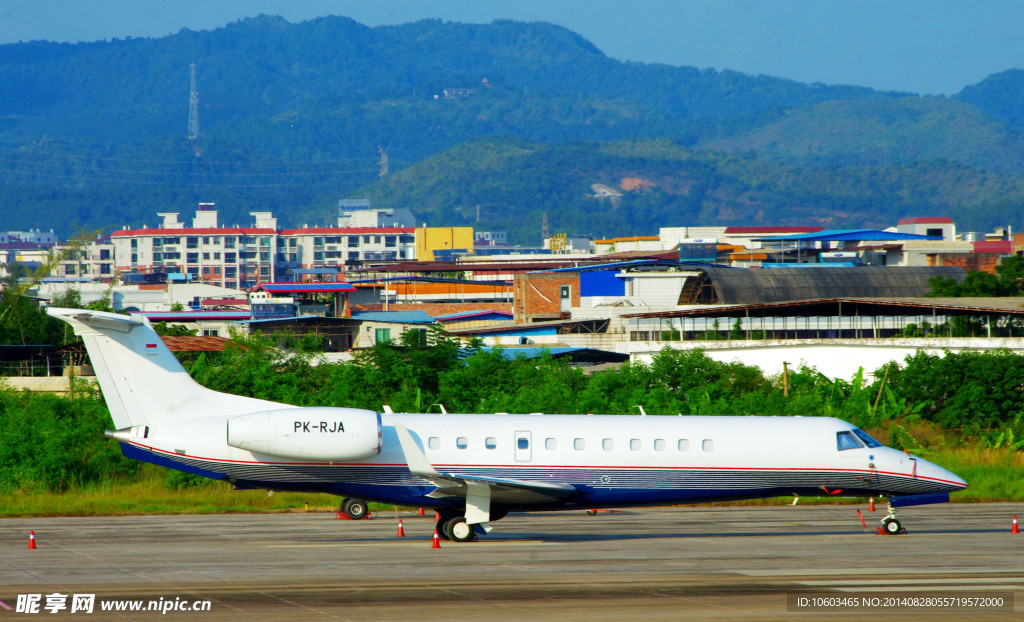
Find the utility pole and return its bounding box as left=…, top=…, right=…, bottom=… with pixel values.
left=782, top=361, right=790, bottom=397
left=187, top=64, right=200, bottom=141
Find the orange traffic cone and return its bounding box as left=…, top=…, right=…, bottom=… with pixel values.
left=418, top=507, right=425, bottom=516
left=868, top=497, right=875, bottom=512
left=397, top=520, right=406, bottom=537
left=1013, top=516, right=1020, bottom=534
left=431, top=529, right=441, bottom=549
left=28, top=531, right=37, bottom=550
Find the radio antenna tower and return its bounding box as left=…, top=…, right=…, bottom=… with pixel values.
left=187, top=63, right=200, bottom=141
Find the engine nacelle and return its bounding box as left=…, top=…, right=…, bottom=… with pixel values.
left=226, top=407, right=382, bottom=462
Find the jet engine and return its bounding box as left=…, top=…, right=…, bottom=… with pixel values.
left=226, top=407, right=382, bottom=462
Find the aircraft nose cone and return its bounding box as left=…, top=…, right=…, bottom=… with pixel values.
left=919, top=458, right=967, bottom=491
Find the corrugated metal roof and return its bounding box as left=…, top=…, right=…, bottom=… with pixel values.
left=239, top=315, right=357, bottom=325
left=289, top=268, right=343, bottom=275
left=350, top=310, right=436, bottom=324
left=435, top=310, right=514, bottom=322
left=160, top=336, right=230, bottom=352
left=133, top=311, right=252, bottom=321
left=753, top=230, right=942, bottom=242
left=625, top=296, right=1024, bottom=319
left=898, top=217, right=953, bottom=225
left=696, top=266, right=965, bottom=304
left=350, top=276, right=512, bottom=286
left=725, top=226, right=824, bottom=234
left=255, top=283, right=356, bottom=293
left=544, top=259, right=695, bottom=273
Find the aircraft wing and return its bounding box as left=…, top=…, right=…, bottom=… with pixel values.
left=394, top=424, right=577, bottom=526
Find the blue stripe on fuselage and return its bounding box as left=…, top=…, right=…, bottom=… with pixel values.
left=120, top=443, right=956, bottom=509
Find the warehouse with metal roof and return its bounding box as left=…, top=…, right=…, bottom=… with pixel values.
left=681, top=266, right=965, bottom=305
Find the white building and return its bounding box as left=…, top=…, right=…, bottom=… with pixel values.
left=337, top=199, right=416, bottom=228
left=108, top=205, right=418, bottom=289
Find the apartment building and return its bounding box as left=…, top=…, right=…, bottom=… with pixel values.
left=105, top=205, right=423, bottom=289
left=55, top=238, right=115, bottom=280
left=110, top=208, right=278, bottom=289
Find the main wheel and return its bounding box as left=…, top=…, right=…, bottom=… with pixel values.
left=342, top=498, right=368, bottom=520
left=882, top=517, right=902, bottom=534
left=446, top=517, right=476, bottom=542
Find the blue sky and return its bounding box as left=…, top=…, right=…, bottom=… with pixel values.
left=1, top=0, right=1021, bottom=95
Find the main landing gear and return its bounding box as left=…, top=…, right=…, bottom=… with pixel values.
left=339, top=497, right=369, bottom=520
left=435, top=510, right=477, bottom=542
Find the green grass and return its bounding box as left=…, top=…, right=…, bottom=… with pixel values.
left=0, top=466, right=372, bottom=518
left=925, top=446, right=1024, bottom=502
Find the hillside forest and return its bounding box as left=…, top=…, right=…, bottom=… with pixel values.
left=2, top=16, right=1024, bottom=242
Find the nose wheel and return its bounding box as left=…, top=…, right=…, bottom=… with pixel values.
left=881, top=516, right=902, bottom=534
left=879, top=502, right=908, bottom=535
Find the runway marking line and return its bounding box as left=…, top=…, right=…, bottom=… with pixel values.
left=738, top=567, right=1024, bottom=576
left=837, top=585, right=1023, bottom=592
left=803, top=577, right=1024, bottom=586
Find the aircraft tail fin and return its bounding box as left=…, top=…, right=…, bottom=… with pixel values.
left=48, top=308, right=286, bottom=429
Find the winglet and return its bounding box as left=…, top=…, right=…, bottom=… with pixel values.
left=394, top=423, right=440, bottom=477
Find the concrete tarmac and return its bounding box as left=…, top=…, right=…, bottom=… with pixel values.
left=1, top=503, right=1022, bottom=621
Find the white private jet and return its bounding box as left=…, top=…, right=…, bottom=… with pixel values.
left=49, top=308, right=967, bottom=542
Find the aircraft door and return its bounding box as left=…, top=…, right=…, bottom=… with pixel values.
left=514, top=431, right=532, bottom=462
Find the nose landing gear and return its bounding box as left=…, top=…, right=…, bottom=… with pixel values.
left=878, top=502, right=908, bottom=535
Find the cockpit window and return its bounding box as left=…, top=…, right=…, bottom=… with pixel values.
left=837, top=431, right=864, bottom=451
left=851, top=428, right=882, bottom=448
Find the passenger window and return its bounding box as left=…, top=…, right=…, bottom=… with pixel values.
left=485, top=437, right=497, bottom=449
left=545, top=438, right=557, bottom=450
left=654, top=439, right=666, bottom=451
left=702, top=439, right=714, bottom=452
left=574, top=438, right=585, bottom=450
left=837, top=431, right=863, bottom=451
left=602, top=438, right=614, bottom=451
left=428, top=437, right=440, bottom=450
left=456, top=437, right=468, bottom=449
left=630, top=439, right=641, bottom=451
left=678, top=439, right=690, bottom=451
left=517, top=438, right=529, bottom=450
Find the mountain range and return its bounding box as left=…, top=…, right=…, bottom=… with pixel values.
left=1, top=15, right=1023, bottom=243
